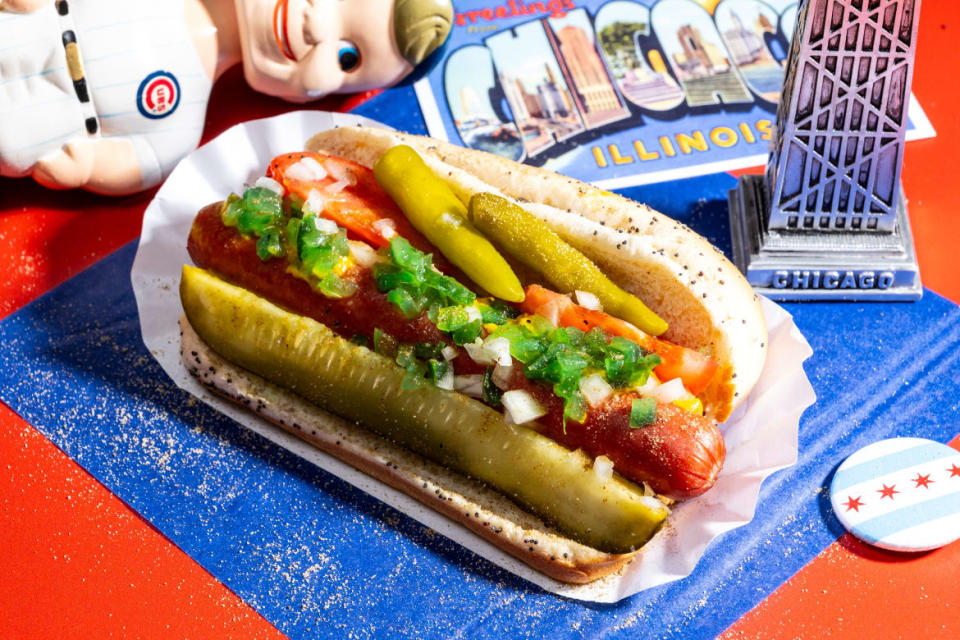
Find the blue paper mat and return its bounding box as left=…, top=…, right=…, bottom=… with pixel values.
left=2, top=88, right=959, bottom=639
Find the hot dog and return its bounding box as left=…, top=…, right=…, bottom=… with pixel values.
left=178, top=127, right=767, bottom=583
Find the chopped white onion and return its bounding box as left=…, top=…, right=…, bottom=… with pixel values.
left=464, top=338, right=494, bottom=365
left=578, top=374, right=613, bottom=407
left=435, top=367, right=455, bottom=391
left=464, top=305, right=482, bottom=323
left=650, top=377, right=688, bottom=404
left=633, top=372, right=660, bottom=395
left=324, top=159, right=356, bottom=186
left=454, top=374, right=484, bottom=397
left=326, top=178, right=351, bottom=194
left=501, top=390, right=547, bottom=425
left=286, top=156, right=327, bottom=182
left=482, top=336, right=512, bottom=366
left=311, top=217, right=339, bottom=235
left=491, top=363, right=513, bottom=390
left=441, top=345, right=459, bottom=361
left=593, top=455, right=614, bottom=481
left=348, top=241, right=379, bottom=267
left=253, top=176, right=284, bottom=195
left=575, top=290, right=601, bottom=310
left=372, top=218, right=397, bottom=240
left=305, top=188, right=329, bottom=215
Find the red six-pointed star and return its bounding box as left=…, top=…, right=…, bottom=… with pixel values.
left=949, top=464, right=960, bottom=478
left=844, top=495, right=865, bottom=512
left=878, top=483, right=899, bottom=499
left=913, top=473, right=934, bottom=489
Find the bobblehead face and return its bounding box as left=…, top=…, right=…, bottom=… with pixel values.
left=236, top=0, right=413, bottom=102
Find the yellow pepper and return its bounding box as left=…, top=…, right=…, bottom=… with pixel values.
left=468, top=192, right=668, bottom=336
left=373, top=146, right=524, bottom=302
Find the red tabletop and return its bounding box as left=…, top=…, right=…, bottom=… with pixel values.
left=2, top=8, right=959, bottom=637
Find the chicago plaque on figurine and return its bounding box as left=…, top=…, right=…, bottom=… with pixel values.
left=729, top=0, right=922, bottom=300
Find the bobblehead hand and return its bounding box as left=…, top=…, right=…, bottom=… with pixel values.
left=0, top=0, right=451, bottom=195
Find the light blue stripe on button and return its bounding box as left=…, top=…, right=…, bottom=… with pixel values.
left=852, top=493, right=960, bottom=543
left=832, top=443, right=956, bottom=493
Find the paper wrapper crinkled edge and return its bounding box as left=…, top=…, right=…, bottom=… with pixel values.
left=131, top=110, right=816, bottom=602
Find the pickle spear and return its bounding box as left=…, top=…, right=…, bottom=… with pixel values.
left=373, top=145, right=524, bottom=303
left=180, top=265, right=668, bottom=553
left=468, top=192, right=669, bottom=336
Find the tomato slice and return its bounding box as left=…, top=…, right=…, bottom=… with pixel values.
left=266, top=151, right=437, bottom=255
left=521, top=285, right=719, bottom=395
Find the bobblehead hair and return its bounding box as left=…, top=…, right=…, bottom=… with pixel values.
left=392, top=0, right=453, bottom=66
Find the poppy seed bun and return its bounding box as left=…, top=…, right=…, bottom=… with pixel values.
left=307, top=126, right=767, bottom=421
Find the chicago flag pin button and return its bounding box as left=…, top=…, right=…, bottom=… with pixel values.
left=831, top=437, right=960, bottom=552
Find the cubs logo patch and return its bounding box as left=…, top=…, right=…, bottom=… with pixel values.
left=137, top=71, right=180, bottom=119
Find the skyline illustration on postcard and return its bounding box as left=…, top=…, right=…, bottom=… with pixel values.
left=415, top=0, right=935, bottom=189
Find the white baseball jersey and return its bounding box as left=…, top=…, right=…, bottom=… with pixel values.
left=0, top=0, right=212, bottom=188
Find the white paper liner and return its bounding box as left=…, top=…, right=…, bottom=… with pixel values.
left=131, top=110, right=816, bottom=602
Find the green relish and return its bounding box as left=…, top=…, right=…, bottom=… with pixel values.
left=372, top=329, right=449, bottom=390
left=434, top=306, right=481, bottom=345
left=630, top=397, right=658, bottom=428
left=488, top=319, right=661, bottom=424
left=371, top=238, right=662, bottom=420
left=287, top=215, right=355, bottom=298
left=221, top=188, right=285, bottom=261
left=373, top=327, right=398, bottom=358
left=221, top=186, right=356, bottom=298
left=374, top=238, right=476, bottom=319
left=372, top=240, right=524, bottom=347
left=478, top=300, right=518, bottom=325
left=482, top=367, right=503, bottom=408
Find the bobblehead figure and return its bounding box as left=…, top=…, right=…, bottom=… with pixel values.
left=0, top=0, right=452, bottom=194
